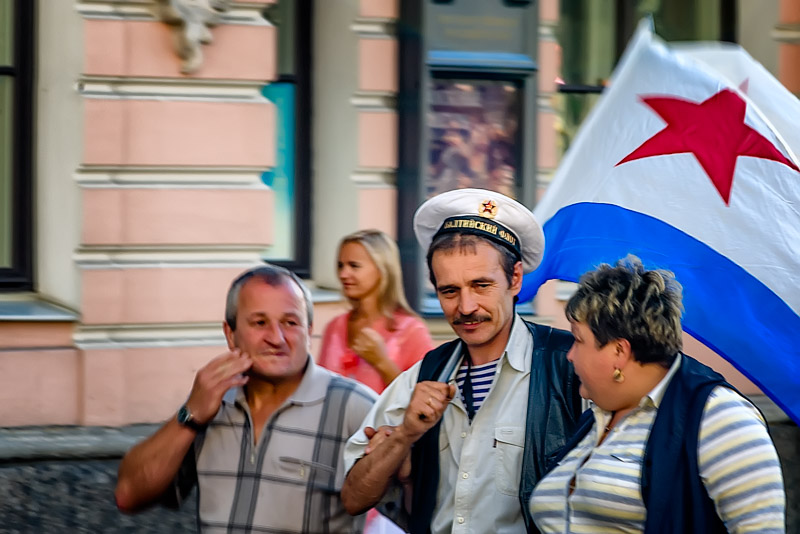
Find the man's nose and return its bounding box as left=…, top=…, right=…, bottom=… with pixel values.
left=457, top=289, right=479, bottom=315
left=566, top=344, right=575, bottom=363
left=263, top=321, right=285, bottom=345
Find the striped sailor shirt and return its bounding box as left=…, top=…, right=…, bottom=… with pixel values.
left=530, top=357, right=785, bottom=533
left=166, top=357, right=377, bottom=533
left=455, top=358, right=500, bottom=418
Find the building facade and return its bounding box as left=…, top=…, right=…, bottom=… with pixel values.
left=0, top=1, right=798, bottom=525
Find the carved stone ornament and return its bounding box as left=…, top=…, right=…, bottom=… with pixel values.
left=155, top=0, right=231, bottom=74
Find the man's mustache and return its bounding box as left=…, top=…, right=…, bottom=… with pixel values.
left=452, top=314, right=490, bottom=325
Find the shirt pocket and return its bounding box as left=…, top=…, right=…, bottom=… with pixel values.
left=276, top=456, right=337, bottom=488
left=494, top=426, right=525, bottom=496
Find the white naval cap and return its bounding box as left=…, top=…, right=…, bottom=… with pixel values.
left=413, top=188, right=545, bottom=274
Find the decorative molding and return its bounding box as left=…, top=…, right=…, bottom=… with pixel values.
left=76, top=0, right=154, bottom=20
left=77, top=1, right=268, bottom=22
left=350, top=168, right=397, bottom=186
left=74, top=323, right=226, bottom=349
left=74, top=166, right=267, bottom=186
left=77, top=76, right=267, bottom=101
left=73, top=248, right=266, bottom=268
left=537, top=170, right=556, bottom=186
left=537, top=93, right=556, bottom=112
left=154, top=0, right=231, bottom=74
left=555, top=280, right=578, bottom=301
left=350, top=17, right=396, bottom=37
left=539, top=23, right=557, bottom=40
left=772, top=23, right=800, bottom=44
left=350, top=91, right=397, bottom=110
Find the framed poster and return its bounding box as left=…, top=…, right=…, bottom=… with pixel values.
left=425, top=78, right=522, bottom=200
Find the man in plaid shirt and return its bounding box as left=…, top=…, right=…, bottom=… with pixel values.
left=115, top=265, right=377, bottom=533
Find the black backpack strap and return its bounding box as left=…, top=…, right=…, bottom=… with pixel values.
left=408, top=339, right=461, bottom=534
left=519, top=321, right=580, bottom=533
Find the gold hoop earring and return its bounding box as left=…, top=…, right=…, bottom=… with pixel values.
left=613, top=368, right=625, bottom=383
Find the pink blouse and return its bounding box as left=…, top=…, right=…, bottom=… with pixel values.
left=318, top=310, right=435, bottom=393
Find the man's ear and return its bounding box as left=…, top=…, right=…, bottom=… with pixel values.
left=223, top=321, right=236, bottom=351
left=510, top=261, right=524, bottom=295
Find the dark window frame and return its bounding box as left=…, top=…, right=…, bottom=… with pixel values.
left=0, top=0, right=34, bottom=291
left=397, top=0, right=540, bottom=315
left=261, top=0, right=312, bottom=278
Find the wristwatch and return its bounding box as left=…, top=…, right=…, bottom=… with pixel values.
left=176, top=404, right=207, bottom=432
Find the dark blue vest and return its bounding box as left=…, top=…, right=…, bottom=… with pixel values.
left=553, top=353, right=731, bottom=534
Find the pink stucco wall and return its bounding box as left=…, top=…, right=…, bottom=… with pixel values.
left=0, top=350, right=81, bottom=426
left=360, top=0, right=398, bottom=18
left=84, top=19, right=276, bottom=80
left=82, top=188, right=274, bottom=245
left=358, top=112, right=398, bottom=168
left=359, top=38, right=398, bottom=92
left=540, top=0, right=559, bottom=23
left=81, top=267, right=249, bottom=325
left=83, top=99, right=275, bottom=167
left=357, top=187, right=397, bottom=237
left=81, top=346, right=221, bottom=426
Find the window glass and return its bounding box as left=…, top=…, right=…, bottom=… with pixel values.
left=261, top=82, right=295, bottom=261
left=0, top=77, right=13, bottom=267
left=426, top=78, right=522, bottom=200
left=557, top=0, right=725, bottom=153
left=0, top=0, right=12, bottom=65
left=556, top=0, right=616, bottom=152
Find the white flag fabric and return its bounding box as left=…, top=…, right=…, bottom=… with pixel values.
left=520, top=21, right=800, bottom=424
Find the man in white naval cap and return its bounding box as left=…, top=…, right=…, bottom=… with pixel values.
left=341, top=189, right=583, bottom=534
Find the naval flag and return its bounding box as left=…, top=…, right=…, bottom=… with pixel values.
left=520, top=22, right=800, bottom=424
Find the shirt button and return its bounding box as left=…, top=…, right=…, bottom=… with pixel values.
left=457, top=517, right=465, bottom=524
left=460, top=432, right=467, bottom=438
left=462, top=472, right=469, bottom=479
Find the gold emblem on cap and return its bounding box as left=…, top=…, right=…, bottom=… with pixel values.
left=479, top=199, right=498, bottom=219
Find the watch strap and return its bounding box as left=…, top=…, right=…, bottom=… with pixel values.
left=177, top=404, right=207, bottom=432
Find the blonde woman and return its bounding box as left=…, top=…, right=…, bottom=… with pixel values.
left=319, top=229, right=434, bottom=393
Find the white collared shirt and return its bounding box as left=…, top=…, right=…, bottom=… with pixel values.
left=344, top=314, right=534, bottom=534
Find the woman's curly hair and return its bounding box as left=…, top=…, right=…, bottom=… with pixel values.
left=565, top=255, right=684, bottom=367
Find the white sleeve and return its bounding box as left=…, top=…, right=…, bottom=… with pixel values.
left=342, top=360, right=422, bottom=475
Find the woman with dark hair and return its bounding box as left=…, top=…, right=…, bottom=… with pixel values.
left=530, top=255, right=785, bottom=534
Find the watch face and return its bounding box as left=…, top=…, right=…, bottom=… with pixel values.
left=177, top=404, right=192, bottom=424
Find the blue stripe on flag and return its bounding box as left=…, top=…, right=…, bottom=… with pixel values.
left=520, top=202, right=800, bottom=425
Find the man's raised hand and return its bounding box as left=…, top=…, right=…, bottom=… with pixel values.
left=400, top=381, right=456, bottom=442
left=185, top=349, right=252, bottom=424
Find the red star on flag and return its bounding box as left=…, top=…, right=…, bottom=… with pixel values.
left=616, top=89, right=799, bottom=205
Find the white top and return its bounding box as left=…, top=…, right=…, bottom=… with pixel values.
left=344, top=314, right=533, bottom=534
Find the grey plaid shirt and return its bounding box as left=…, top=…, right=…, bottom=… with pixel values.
left=169, top=357, right=377, bottom=533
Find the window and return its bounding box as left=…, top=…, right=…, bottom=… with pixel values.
left=556, top=0, right=736, bottom=152
left=260, top=0, right=312, bottom=277
left=0, top=0, right=33, bottom=290
left=426, top=77, right=523, bottom=200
